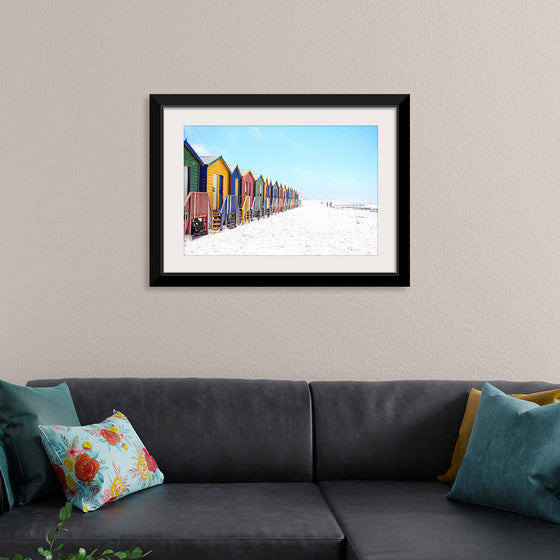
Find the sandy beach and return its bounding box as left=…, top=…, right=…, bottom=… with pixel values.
left=184, top=199, right=377, bottom=256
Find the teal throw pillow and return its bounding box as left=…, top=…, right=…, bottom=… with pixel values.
left=39, top=411, right=164, bottom=512
left=446, top=381, right=560, bottom=523
left=0, top=380, right=80, bottom=505
left=0, top=440, right=15, bottom=511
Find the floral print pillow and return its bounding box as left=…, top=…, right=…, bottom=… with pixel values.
left=38, top=411, right=164, bottom=512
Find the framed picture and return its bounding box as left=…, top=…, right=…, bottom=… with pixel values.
left=150, top=94, right=409, bottom=287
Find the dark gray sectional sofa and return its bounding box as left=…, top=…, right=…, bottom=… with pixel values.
left=1, top=377, right=559, bottom=560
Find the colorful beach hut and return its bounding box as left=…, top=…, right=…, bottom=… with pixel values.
left=263, top=178, right=270, bottom=217
left=230, top=164, right=243, bottom=205
left=241, top=170, right=255, bottom=205
left=183, top=141, right=212, bottom=236
left=272, top=181, right=280, bottom=214
left=218, top=159, right=238, bottom=230
left=241, top=170, right=256, bottom=220
left=254, top=174, right=264, bottom=200
left=265, top=179, right=271, bottom=215
left=252, top=174, right=265, bottom=219
left=184, top=140, right=203, bottom=200
left=199, top=156, right=231, bottom=229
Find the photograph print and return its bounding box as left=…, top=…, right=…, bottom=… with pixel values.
left=183, top=125, right=378, bottom=257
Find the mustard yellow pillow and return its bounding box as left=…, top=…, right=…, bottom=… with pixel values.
left=438, top=387, right=560, bottom=484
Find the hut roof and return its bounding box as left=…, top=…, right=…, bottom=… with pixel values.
left=200, top=155, right=231, bottom=173
left=200, top=155, right=220, bottom=165
left=183, top=140, right=205, bottom=166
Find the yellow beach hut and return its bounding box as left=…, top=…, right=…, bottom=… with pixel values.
left=199, top=156, right=231, bottom=226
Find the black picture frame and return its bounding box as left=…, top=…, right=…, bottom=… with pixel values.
left=150, top=94, right=410, bottom=287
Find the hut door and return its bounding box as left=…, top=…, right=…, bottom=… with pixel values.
left=212, top=173, right=218, bottom=210
left=219, top=175, right=224, bottom=207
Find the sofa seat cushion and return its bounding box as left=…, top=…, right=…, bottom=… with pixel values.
left=319, top=481, right=560, bottom=560
left=0, top=483, right=344, bottom=560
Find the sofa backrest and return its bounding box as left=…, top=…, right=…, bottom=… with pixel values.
left=310, top=380, right=560, bottom=481
left=27, top=378, right=313, bottom=483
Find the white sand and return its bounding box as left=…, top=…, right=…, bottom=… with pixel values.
left=184, top=199, right=378, bottom=256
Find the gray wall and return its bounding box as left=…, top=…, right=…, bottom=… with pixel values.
left=2, top=1, right=560, bottom=384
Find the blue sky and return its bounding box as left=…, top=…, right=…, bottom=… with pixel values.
left=184, top=125, right=378, bottom=203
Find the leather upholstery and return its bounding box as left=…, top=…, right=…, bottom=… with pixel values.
left=27, top=378, right=313, bottom=483
left=0, top=483, right=344, bottom=560
left=310, top=380, right=559, bottom=481
left=320, top=481, right=560, bottom=560
left=9, top=377, right=558, bottom=560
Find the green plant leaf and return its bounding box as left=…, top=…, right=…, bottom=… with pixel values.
left=54, top=544, right=64, bottom=551
left=59, top=502, right=72, bottom=522
left=64, top=503, right=73, bottom=518
left=14, top=553, right=23, bottom=560
left=99, top=552, right=113, bottom=557
left=0, top=556, right=10, bottom=560
left=114, top=553, right=127, bottom=559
